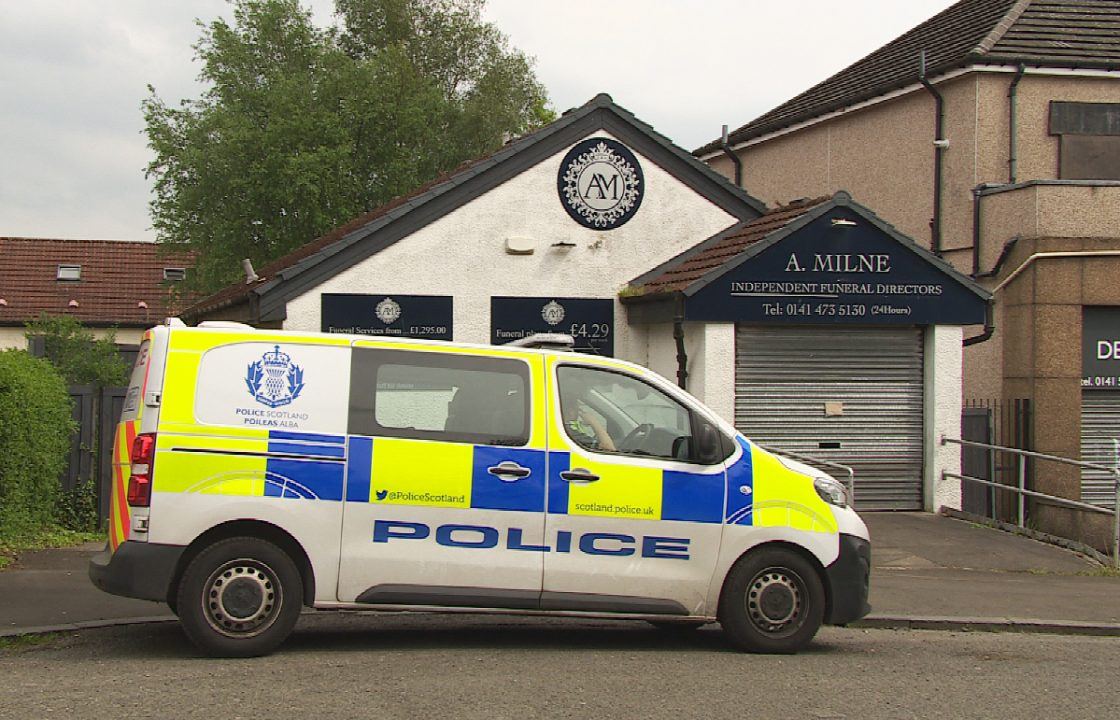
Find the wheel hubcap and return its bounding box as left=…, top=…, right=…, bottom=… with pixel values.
left=203, top=559, right=281, bottom=638
left=746, top=567, right=805, bottom=636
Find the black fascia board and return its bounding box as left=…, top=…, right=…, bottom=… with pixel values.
left=680, top=192, right=990, bottom=302
left=256, top=94, right=767, bottom=322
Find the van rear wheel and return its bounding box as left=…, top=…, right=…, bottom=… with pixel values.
left=176, top=537, right=302, bottom=657
left=718, top=547, right=824, bottom=654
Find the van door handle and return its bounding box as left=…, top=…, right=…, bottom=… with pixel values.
left=560, top=468, right=599, bottom=483
left=487, top=461, right=532, bottom=481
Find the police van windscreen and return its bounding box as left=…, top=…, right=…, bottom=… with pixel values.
left=120, top=340, right=150, bottom=420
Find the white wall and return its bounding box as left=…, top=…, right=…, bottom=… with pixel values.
left=642, top=320, right=736, bottom=424
left=925, top=324, right=964, bottom=511
left=0, top=327, right=27, bottom=350
left=285, top=130, right=740, bottom=366
left=0, top=326, right=143, bottom=350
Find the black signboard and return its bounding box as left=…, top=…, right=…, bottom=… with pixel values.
left=491, top=296, right=614, bottom=356
left=1083, top=307, right=1120, bottom=390
left=321, top=293, right=452, bottom=341
left=684, top=207, right=988, bottom=326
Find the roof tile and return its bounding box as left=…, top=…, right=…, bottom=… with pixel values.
left=631, top=197, right=829, bottom=296
left=696, top=0, right=1120, bottom=155
left=0, top=238, right=195, bottom=328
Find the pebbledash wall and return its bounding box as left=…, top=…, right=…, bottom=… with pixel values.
left=189, top=94, right=980, bottom=512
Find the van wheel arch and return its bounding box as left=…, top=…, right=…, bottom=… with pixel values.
left=721, top=541, right=832, bottom=625
left=168, top=520, right=316, bottom=609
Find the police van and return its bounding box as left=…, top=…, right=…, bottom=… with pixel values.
left=90, top=319, right=870, bottom=657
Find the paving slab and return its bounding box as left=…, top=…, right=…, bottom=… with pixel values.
left=0, top=544, right=171, bottom=631
left=863, top=512, right=1098, bottom=573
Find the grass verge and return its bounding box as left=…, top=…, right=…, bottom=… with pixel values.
left=0, top=633, right=61, bottom=653
left=0, top=526, right=105, bottom=571
left=1078, top=564, right=1120, bottom=578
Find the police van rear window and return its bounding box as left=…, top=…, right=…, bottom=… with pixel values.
left=121, top=340, right=150, bottom=416
left=349, top=349, right=530, bottom=446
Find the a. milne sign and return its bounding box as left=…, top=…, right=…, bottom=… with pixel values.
left=1083, top=307, right=1120, bottom=390
left=684, top=208, right=988, bottom=326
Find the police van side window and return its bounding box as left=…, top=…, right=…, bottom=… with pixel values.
left=557, top=365, right=694, bottom=462
left=348, top=349, right=530, bottom=446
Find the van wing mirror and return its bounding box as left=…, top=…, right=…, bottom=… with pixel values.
left=695, top=421, right=723, bottom=465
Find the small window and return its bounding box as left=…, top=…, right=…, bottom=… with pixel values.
left=349, top=349, right=530, bottom=446
left=57, top=264, right=81, bottom=281
left=163, top=267, right=186, bottom=281
left=557, top=365, right=693, bottom=461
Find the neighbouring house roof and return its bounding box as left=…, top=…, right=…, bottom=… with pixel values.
left=183, top=93, right=766, bottom=324
left=695, top=0, right=1120, bottom=155
left=0, top=237, right=195, bottom=328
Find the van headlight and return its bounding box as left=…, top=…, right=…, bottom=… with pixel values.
left=814, top=476, right=848, bottom=507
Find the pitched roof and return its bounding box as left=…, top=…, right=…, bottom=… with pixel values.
left=625, top=192, right=991, bottom=315
left=696, top=0, right=1120, bottom=155
left=0, top=237, right=195, bottom=328
left=627, top=197, right=830, bottom=297
left=184, top=93, right=766, bottom=323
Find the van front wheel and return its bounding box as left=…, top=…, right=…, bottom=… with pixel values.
left=177, top=537, right=302, bottom=657
left=718, top=547, right=824, bottom=654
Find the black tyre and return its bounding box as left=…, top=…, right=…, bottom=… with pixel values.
left=718, top=547, right=824, bottom=654
left=647, top=620, right=708, bottom=631
left=176, top=536, right=303, bottom=658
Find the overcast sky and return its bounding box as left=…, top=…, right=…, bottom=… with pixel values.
left=0, top=0, right=956, bottom=242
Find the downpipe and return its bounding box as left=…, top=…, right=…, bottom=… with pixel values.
left=720, top=124, right=743, bottom=187
left=919, top=51, right=945, bottom=257
left=673, top=296, right=688, bottom=390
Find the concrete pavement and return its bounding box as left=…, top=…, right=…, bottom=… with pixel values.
left=2, top=512, right=1118, bottom=637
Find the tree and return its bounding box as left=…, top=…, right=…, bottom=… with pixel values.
left=145, top=0, right=553, bottom=292
left=24, top=314, right=129, bottom=387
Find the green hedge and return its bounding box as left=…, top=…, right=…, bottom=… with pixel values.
left=0, top=350, right=74, bottom=540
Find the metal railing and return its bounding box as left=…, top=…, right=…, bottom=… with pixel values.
left=941, top=436, right=1120, bottom=568
left=757, top=444, right=856, bottom=506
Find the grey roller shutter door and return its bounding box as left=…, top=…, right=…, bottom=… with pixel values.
left=1080, top=392, right=1120, bottom=508
left=735, top=326, right=925, bottom=510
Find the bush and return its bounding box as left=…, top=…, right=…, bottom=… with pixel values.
left=0, top=350, right=75, bottom=541
left=53, top=478, right=101, bottom=533
left=24, top=313, right=128, bottom=387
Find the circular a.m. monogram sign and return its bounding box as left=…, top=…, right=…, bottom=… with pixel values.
left=557, top=137, right=644, bottom=230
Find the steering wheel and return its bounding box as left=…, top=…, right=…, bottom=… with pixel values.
left=618, top=423, right=654, bottom=453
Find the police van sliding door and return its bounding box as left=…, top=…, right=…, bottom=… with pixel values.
left=543, top=362, right=726, bottom=616
left=336, top=345, right=549, bottom=607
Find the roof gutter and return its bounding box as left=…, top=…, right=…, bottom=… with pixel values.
left=919, top=50, right=946, bottom=257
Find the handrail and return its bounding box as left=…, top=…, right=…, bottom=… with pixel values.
left=942, top=436, right=1119, bottom=474
left=757, top=444, right=856, bottom=506
left=941, top=435, right=1120, bottom=569
left=942, top=472, right=1113, bottom=516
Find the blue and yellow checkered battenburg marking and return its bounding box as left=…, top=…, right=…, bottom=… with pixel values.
left=157, top=430, right=834, bottom=532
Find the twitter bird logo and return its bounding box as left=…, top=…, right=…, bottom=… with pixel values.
left=375, top=489, right=388, bottom=501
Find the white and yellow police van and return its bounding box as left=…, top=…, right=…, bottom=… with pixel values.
left=90, top=319, right=870, bottom=657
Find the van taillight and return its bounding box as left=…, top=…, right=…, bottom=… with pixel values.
left=127, top=433, right=156, bottom=507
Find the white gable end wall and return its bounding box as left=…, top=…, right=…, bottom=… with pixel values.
left=284, top=131, right=740, bottom=366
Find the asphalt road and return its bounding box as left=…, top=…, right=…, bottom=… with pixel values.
left=3, top=613, right=1119, bottom=719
